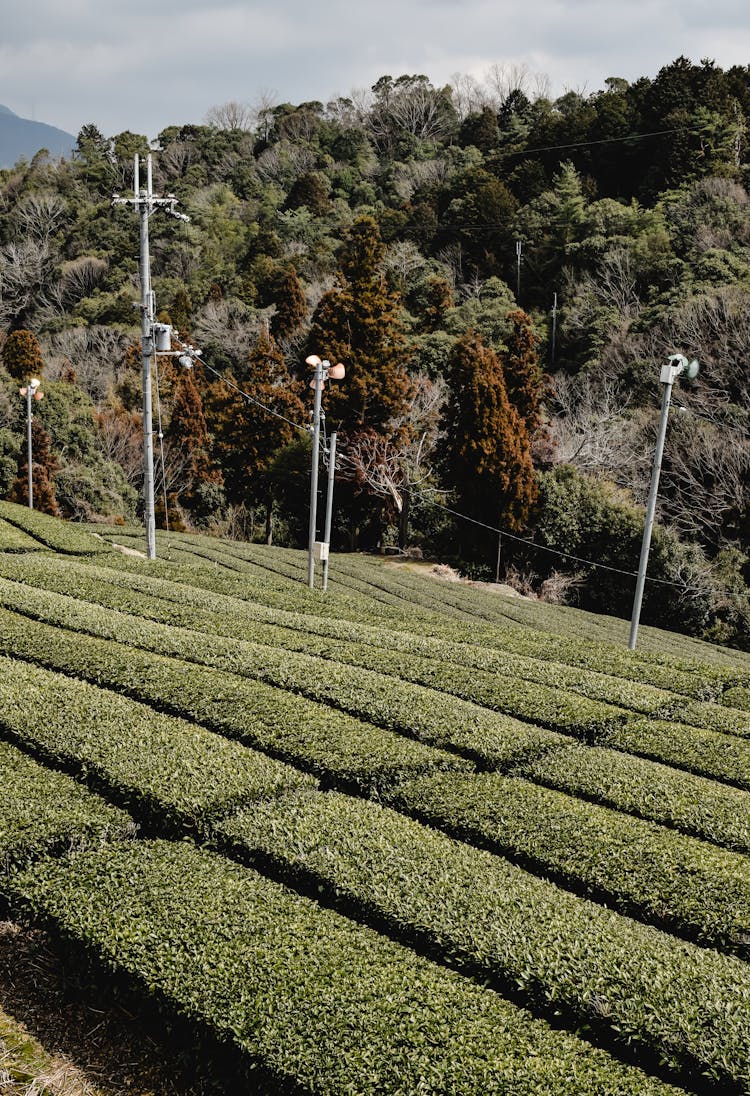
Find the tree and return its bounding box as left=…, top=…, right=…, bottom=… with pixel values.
left=308, top=216, right=412, bottom=434
left=503, top=308, right=545, bottom=436
left=270, top=264, right=307, bottom=341
left=2, top=330, right=45, bottom=382
left=204, top=329, right=305, bottom=513
left=168, top=366, right=223, bottom=518
left=7, top=416, right=59, bottom=515
left=441, top=331, right=537, bottom=547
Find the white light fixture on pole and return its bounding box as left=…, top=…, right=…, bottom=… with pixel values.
left=628, top=353, right=699, bottom=651
left=112, top=155, right=189, bottom=561
left=18, top=377, right=43, bottom=510
left=306, top=355, right=345, bottom=589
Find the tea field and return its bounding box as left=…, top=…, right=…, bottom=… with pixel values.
left=2, top=499, right=750, bottom=1094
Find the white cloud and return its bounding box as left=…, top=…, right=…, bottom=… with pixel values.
left=1, top=0, right=749, bottom=137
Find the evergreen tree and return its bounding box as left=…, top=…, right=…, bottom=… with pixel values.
left=503, top=309, right=545, bottom=436
left=308, top=216, right=412, bottom=434
left=8, top=417, right=59, bottom=515
left=205, top=329, right=305, bottom=507
left=2, top=330, right=44, bottom=383
left=168, top=367, right=223, bottom=508
left=441, top=331, right=537, bottom=542
left=270, top=264, right=307, bottom=341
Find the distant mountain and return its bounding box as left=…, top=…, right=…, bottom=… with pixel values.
left=0, top=104, right=76, bottom=169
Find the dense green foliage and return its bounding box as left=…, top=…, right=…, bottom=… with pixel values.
left=3, top=526, right=750, bottom=1090
left=2, top=57, right=750, bottom=643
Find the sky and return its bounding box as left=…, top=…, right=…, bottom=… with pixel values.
left=1, top=0, right=750, bottom=140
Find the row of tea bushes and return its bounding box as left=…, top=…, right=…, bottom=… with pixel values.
left=0, top=502, right=108, bottom=555
left=218, top=787, right=750, bottom=1089
left=0, top=519, right=43, bottom=553
left=6, top=554, right=748, bottom=740
left=6, top=557, right=749, bottom=849
left=512, top=743, right=750, bottom=852
left=7, top=840, right=687, bottom=1096
left=0, top=606, right=472, bottom=793
left=386, top=771, right=750, bottom=956
left=0, top=655, right=312, bottom=834
left=0, top=738, right=134, bottom=878
left=0, top=578, right=567, bottom=769
left=15, top=573, right=748, bottom=791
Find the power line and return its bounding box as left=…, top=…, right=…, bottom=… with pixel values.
left=498, top=125, right=686, bottom=160
left=410, top=488, right=714, bottom=594
left=195, top=357, right=311, bottom=437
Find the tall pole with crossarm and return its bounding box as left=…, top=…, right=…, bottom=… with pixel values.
left=112, top=154, right=189, bottom=560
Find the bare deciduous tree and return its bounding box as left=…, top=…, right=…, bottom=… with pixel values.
left=205, top=101, right=256, bottom=132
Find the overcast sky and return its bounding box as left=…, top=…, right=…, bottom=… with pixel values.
left=2, top=0, right=750, bottom=140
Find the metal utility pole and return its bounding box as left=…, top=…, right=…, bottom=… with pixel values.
left=113, top=154, right=188, bottom=560
left=307, top=359, right=324, bottom=588
left=628, top=354, right=699, bottom=651
left=305, top=355, right=345, bottom=589
left=322, top=432, right=337, bottom=593
left=18, top=378, right=42, bottom=509
left=550, top=292, right=558, bottom=366
left=515, top=240, right=522, bottom=300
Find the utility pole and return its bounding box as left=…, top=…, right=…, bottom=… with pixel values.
left=307, top=359, right=324, bottom=588
left=550, top=292, right=558, bottom=366
left=18, top=378, right=42, bottom=509
left=515, top=240, right=522, bottom=300
left=113, top=154, right=188, bottom=560
left=305, top=355, right=345, bottom=589
left=628, top=354, right=699, bottom=651
left=322, top=432, right=337, bottom=593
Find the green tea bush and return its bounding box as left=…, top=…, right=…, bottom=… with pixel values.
left=0, top=654, right=312, bottom=833
left=8, top=840, right=685, bottom=1096
left=0, top=606, right=469, bottom=793
left=0, top=738, right=134, bottom=878
left=514, top=742, right=750, bottom=851
left=387, top=771, right=750, bottom=955
left=0, top=519, right=44, bottom=553
left=0, top=500, right=108, bottom=555
left=219, top=788, right=750, bottom=1088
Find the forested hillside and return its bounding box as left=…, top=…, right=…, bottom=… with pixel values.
left=0, top=56, right=749, bottom=646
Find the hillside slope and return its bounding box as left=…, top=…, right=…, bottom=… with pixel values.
left=1, top=506, right=750, bottom=1095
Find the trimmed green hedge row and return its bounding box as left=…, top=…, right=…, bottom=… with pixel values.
left=0, top=577, right=566, bottom=770
left=386, top=770, right=750, bottom=956
left=218, top=787, right=750, bottom=1088
left=8, top=840, right=685, bottom=1096
left=89, top=540, right=749, bottom=699
left=8, top=558, right=750, bottom=849
left=344, top=559, right=750, bottom=691
left=5, top=554, right=750, bottom=755
left=0, top=654, right=312, bottom=833
left=0, top=518, right=44, bottom=553
left=0, top=501, right=108, bottom=555
left=9, top=568, right=750, bottom=794
left=604, top=717, right=750, bottom=790
left=0, top=738, right=133, bottom=877
left=0, top=606, right=470, bottom=793
left=513, top=742, right=750, bottom=852
left=725, top=686, right=750, bottom=711
left=69, top=554, right=750, bottom=734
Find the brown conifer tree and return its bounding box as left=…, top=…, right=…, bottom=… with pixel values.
left=442, top=330, right=537, bottom=536
left=270, top=265, right=307, bottom=342
left=2, top=330, right=45, bottom=383
left=204, top=329, right=305, bottom=507
left=169, top=367, right=222, bottom=497
left=503, top=308, right=545, bottom=437
left=8, top=417, right=60, bottom=515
